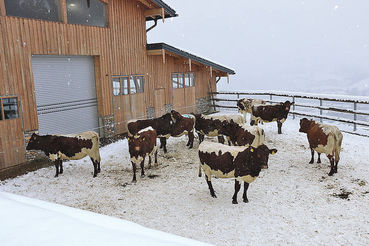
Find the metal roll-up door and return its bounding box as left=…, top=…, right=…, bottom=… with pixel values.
left=32, top=56, right=98, bottom=135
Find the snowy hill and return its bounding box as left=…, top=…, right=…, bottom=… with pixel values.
left=1, top=117, right=369, bottom=245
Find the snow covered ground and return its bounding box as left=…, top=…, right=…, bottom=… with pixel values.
left=1, top=117, right=369, bottom=245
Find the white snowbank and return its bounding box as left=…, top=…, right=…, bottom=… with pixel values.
left=0, top=192, right=211, bottom=246
left=1, top=118, right=369, bottom=245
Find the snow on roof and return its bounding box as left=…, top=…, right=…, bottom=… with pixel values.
left=0, top=192, right=211, bottom=246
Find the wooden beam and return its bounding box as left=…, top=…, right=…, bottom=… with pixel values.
left=210, top=67, right=213, bottom=77
left=227, top=73, right=230, bottom=83
left=0, top=0, right=6, bottom=16
left=161, top=7, right=165, bottom=23
left=60, top=0, right=68, bottom=24
left=145, top=8, right=163, bottom=17
left=137, top=0, right=151, bottom=8
left=147, top=49, right=163, bottom=56
left=189, top=59, right=192, bottom=71
left=162, top=49, right=166, bottom=64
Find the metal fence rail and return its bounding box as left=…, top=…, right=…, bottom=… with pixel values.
left=210, top=91, right=369, bottom=138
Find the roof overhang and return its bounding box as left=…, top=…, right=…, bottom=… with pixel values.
left=137, top=0, right=178, bottom=21
left=146, top=43, right=236, bottom=77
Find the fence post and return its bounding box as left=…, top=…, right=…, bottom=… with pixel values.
left=354, top=102, right=357, bottom=131
left=292, top=96, right=295, bottom=119
left=269, top=94, right=272, bottom=103
left=237, top=93, right=239, bottom=99
left=319, top=99, right=323, bottom=123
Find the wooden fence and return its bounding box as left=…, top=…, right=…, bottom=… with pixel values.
left=209, top=91, right=369, bottom=138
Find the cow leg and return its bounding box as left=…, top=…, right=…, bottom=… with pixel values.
left=54, top=161, right=59, bottom=178
left=243, top=182, right=249, bottom=203
left=59, top=160, right=63, bottom=174
left=317, top=153, right=321, bottom=163
left=148, top=155, right=152, bottom=169
left=90, top=157, right=98, bottom=177
left=309, top=148, right=315, bottom=164
left=232, top=180, right=241, bottom=204
left=334, top=158, right=339, bottom=174
left=328, top=155, right=335, bottom=176
left=188, top=131, right=194, bottom=149
left=198, top=133, right=204, bottom=144
left=217, top=135, right=225, bottom=144
left=160, top=137, right=167, bottom=153
left=140, top=158, right=145, bottom=177
left=205, top=174, right=216, bottom=198
left=131, top=162, right=137, bottom=183
left=277, top=120, right=282, bottom=134
left=154, top=149, right=158, bottom=166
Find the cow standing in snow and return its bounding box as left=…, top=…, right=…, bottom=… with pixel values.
left=237, top=98, right=266, bottom=122
left=251, top=100, right=294, bottom=134
left=198, top=142, right=277, bottom=204
left=299, top=118, right=343, bottom=176
left=128, top=127, right=158, bottom=182
left=26, top=131, right=101, bottom=177
left=206, top=114, right=246, bottom=145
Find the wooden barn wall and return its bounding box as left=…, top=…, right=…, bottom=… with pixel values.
left=0, top=0, right=148, bottom=133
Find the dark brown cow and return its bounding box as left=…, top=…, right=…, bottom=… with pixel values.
left=198, top=141, right=277, bottom=204
left=26, top=131, right=101, bottom=177
left=128, top=112, right=174, bottom=153
left=128, top=126, right=158, bottom=182
left=193, top=114, right=224, bottom=144
left=169, top=110, right=195, bottom=148
left=299, top=118, right=343, bottom=176
left=251, top=100, right=294, bottom=134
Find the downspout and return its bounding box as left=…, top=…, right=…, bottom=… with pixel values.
left=146, top=18, right=158, bottom=33
left=216, top=77, right=221, bottom=83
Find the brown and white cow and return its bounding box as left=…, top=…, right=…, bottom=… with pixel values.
left=128, top=112, right=174, bottom=153
left=237, top=98, right=266, bottom=122
left=128, top=126, right=158, bottom=182
left=198, top=141, right=277, bottom=204
left=169, top=110, right=195, bottom=148
left=26, top=131, right=101, bottom=177
left=207, top=114, right=246, bottom=144
left=251, top=100, right=294, bottom=134
left=299, top=118, right=343, bottom=176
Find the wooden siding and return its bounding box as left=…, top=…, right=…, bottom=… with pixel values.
left=0, top=0, right=221, bottom=168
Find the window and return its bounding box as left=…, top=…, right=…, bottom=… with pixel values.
left=190, top=73, right=195, bottom=86
left=184, top=73, right=190, bottom=87
left=178, top=74, right=184, bottom=88
left=67, top=0, right=107, bottom=27
left=112, top=75, right=144, bottom=96
left=172, top=74, right=178, bottom=89
left=113, top=78, right=121, bottom=96
left=4, top=0, right=62, bottom=22
left=0, top=97, right=19, bottom=120
left=172, top=72, right=195, bottom=89
left=121, top=77, right=129, bottom=95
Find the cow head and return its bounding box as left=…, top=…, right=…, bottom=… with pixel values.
left=26, top=133, right=41, bottom=150
left=170, top=110, right=182, bottom=122
left=237, top=99, right=245, bottom=111
left=252, top=145, right=277, bottom=169
left=299, top=118, right=314, bottom=133
left=283, top=101, right=294, bottom=112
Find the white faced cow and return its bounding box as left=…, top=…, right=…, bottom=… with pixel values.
left=198, top=141, right=277, bottom=204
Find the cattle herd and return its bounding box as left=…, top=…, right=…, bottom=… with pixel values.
left=26, top=98, right=343, bottom=204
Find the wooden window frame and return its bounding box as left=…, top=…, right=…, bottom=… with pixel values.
left=111, top=75, right=144, bottom=96
left=172, top=72, right=195, bottom=89
left=0, top=96, right=20, bottom=121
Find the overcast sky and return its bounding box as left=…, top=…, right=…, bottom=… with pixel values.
left=147, top=0, right=369, bottom=94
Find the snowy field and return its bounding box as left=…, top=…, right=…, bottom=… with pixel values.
left=1, top=116, right=369, bottom=245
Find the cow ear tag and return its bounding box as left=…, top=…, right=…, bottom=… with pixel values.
left=250, top=148, right=254, bottom=153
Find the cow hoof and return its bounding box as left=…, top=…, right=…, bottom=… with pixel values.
left=141, top=174, right=145, bottom=178
left=317, top=160, right=321, bottom=164
left=309, top=161, right=314, bottom=164
left=93, top=174, right=97, bottom=178
left=211, top=194, right=217, bottom=198
left=328, top=171, right=334, bottom=176
left=132, top=179, right=137, bottom=183
left=243, top=198, right=249, bottom=203
left=54, top=175, right=58, bottom=178
left=232, top=200, right=238, bottom=204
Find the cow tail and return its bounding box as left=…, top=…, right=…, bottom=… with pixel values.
left=198, top=164, right=202, bottom=177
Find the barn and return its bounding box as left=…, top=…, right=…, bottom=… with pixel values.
left=0, top=0, right=235, bottom=173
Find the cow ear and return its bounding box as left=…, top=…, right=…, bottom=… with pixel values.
left=270, top=149, right=277, bottom=155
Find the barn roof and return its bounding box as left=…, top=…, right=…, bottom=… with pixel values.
left=146, top=43, right=236, bottom=75
left=145, top=0, right=178, bottom=21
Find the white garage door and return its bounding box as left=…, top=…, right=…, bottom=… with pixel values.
left=32, top=56, right=98, bottom=135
